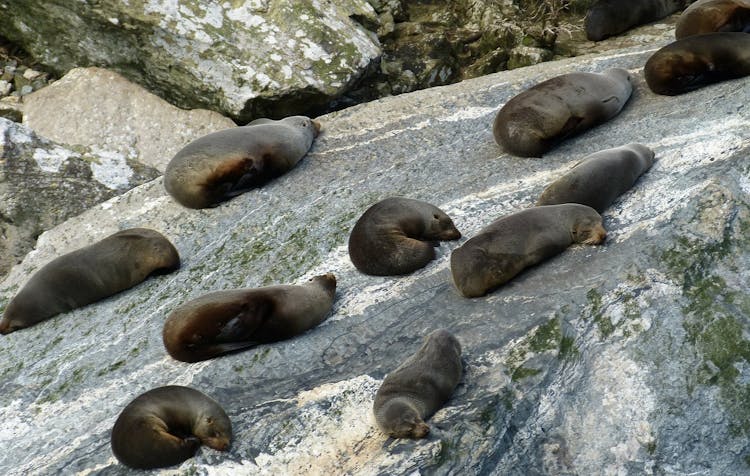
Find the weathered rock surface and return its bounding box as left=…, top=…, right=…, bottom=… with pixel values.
left=0, top=118, right=159, bottom=279
left=1, top=41, right=750, bottom=475
left=23, top=67, right=235, bottom=172
left=0, top=0, right=381, bottom=122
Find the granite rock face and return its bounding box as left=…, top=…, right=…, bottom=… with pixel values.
left=1, top=42, right=750, bottom=475
left=0, top=0, right=381, bottom=122
left=0, top=118, right=159, bottom=280
left=22, top=67, right=235, bottom=172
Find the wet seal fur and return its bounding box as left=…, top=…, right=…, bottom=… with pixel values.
left=644, top=32, right=750, bottom=95
left=450, top=204, right=607, bottom=298
left=111, top=385, right=232, bottom=469
left=536, top=143, right=656, bottom=213
left=0, top=228, right=179, bottom=334
left=348, top=197, right=461, bottom=276
left=164, top=116, right=320, bottom=209
left=373, top=329, right=462, bottom=439
left=493, top=69, right=633, bottom=157
left=585, top=0, right=690, bottom=41
left=163, top=273, right=336, bottom=363
left=676, top=0, right=750, bottom=38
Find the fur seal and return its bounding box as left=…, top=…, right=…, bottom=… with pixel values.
left=644, top=32, right=750, bottom=95
left=373, top=329, right=462, bottom=439
left=676, top=0, right=750, bottom=38
left=111, top=385, right=232, bottom=469
left=0, top=228, right=179, bottom=334
left=348, top=197, right=461, bottom=276
left=585, top=0, right=691, bottom=41
left=536, top=143, right=656, bottom=213
left=493, top=69, right=634, bottom=158
left=163, top=273, right=336, bottom=363
left=164, top=116, right=321, bottom=209
left=450, top=204, right=607, bottom=298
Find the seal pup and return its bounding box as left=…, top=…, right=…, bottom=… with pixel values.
left=348, top=197, right=461, bottom=276
left=450, top=204, right=607, bottom=298
left=585, top=0, right=692, bottom=41
left=676, top=0, right=750, bottom=38
left=164, top=115, right=321, bottom=209
left=163, top=273, right=336, bottom=363
left=493, top=69, right=634, bottom=158
left=536, top=143, right=656, bottom=213
left=0, top=228, right=180, bottom=334
left=111, top=386, right=232, bottom=469
left=373, top=329, right=462, bottom=439
left=644, top=32, right=750, bottom=95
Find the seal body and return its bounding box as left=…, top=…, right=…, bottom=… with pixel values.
left=164, top=116, right=320, bottom=209
left=493, top=69, right=634, bottom=158
left=348, top=197, right=461, bottom=276
left=644, top=32, right=750, bottom=95
left=373, top=329, right=462, bottom=439
left=450, top=204, right=607, bottom=298
left=676, top=0, right=750, bottom=38
left=111, top=386, right=232, bottom=469
left=585, top=0, right=691, bottom=41
left=0, top=228, right=180, bottom=334
left=536, top=143, right=656, bottom=213
left=163, top=273, right=336, bottom=363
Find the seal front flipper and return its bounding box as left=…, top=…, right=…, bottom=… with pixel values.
left=213, top=299, right=274, bottom=342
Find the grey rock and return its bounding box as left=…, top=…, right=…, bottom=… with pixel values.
left=23, top=67, right=236, bottom=172
left=1, top=41, right=750, bottom=475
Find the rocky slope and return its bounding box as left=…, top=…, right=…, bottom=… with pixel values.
left=0, top=40, right=749, bottom=476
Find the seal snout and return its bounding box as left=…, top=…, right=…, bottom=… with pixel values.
left=585, top=224, right=608, bottom=245
left=311, top=120, right=322, bottom=136
left=203, top=436, right=231, bottom=452
left=412, top=421, right=430, bottom=438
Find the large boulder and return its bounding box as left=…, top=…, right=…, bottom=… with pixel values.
left=1, top=41, right=749, bottom=474
left=0, top=0, right=381, bottom=122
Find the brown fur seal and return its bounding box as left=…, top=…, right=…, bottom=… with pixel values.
left=373, top=329, right=462, bottom=439
left=348, top=197, right=461, bottom=276
left=493, top=69, right=634, bottom=158
left=536, top=143, right=656, bottom=213
left=111, top=385, right=232, bottom=469
left=163, top=273, right=336, bottom=363
left=450, top=204, right=607, bottom=298
left=644, top=32, right=750, bottom=95
left=585, top=0, right=692, bottom=41
left=676, top=0, right=750, bottom=38
left=0, top=228, right=179, bottom=334
left=164, top=116, right=321, bottom=209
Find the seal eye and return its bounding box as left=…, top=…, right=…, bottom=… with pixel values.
left=433, top=214, right=439, bottom=220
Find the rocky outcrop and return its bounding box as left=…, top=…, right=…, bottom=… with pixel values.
left=23, top=67, right=235, bottom=172
left=0, top=118, right=158, bottom=279
left=1, top=41, right=749, bottom=475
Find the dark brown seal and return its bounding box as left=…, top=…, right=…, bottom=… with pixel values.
left=0, top=228, right=180, bottom=334
left=536, top=143, right=656, bottom=213
left=164, top=116, right=321, bottom=209
left=163, top=273, right=336, bottom=363
left=585, top=0, right=691, bottom=41
left=111, top=385, right=232, bottom=469
left=644, top=32, right=750, bottom=95
left=493, top=69, right=634, bottom=158
left=450, top=204, right=607, bottom=298
left=373, top=329, right=462, bottom=439
left=676, top=0, right=750, bottom=38
left=348, top=197, right=461, bottom=276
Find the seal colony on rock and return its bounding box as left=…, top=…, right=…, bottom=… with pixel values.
left=536, top=143, right=656, bottom=213
left=0, top=228, right=179, bottom=334
left=348, top=197, right=461, bottom=276
left=675, top=0, right=750, bottom=38
left=493, top=69, right=634, bottom=157
left=585, top=0, right=692, bottom=41
left=373, top=329, right=462, bottom=439
left=644, top=32, right=750, bottom=95
left=450, top=204, right=607, bottom=298
left=164, top=116, right=321, bottom=209
left=111, top=386, right=232, bottom=469
left=163, top=273, right=336, bottom=362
